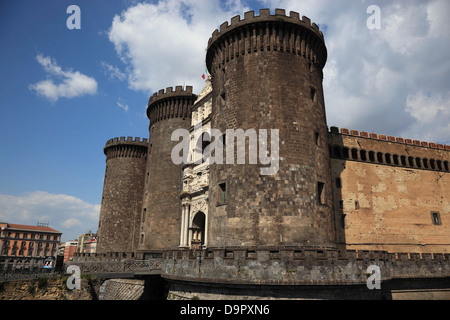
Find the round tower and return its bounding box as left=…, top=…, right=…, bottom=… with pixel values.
left=139, top=86, right=197, bottom=253
left=96, top=137, right=148, bottom=253
left=205, top=9, right=336, bottom=248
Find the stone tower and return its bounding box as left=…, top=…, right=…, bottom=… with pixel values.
left=205, top=9, right=336, bottom=248
left=138, top=86, right=197, bottom=253
left=96, top=137, right=148, bottom=253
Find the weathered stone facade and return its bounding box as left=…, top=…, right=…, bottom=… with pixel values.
left=95, top=9, right=450, bottom=298
left=139, top=86, right=197, bottom=252
left=96, top=137, right=148, bottom=253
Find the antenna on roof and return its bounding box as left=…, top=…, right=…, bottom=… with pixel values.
left=37, top=220, right=49, bottom=227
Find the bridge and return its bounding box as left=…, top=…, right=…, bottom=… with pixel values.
left=65, top=259, right=163, bottom=279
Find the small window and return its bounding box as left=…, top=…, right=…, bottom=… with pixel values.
left=369, top=151, right=375, bottom=162
left=355, top=201, right=359, bottom=210
left=393, top=154, right=399, bottom=165
left=351, top=148, right=358, bottom=160
left=385, top=153, right=391, bottom=164
left=431, top=212, right=441, bottom=225
left=314, top=132, right=320, bottom=146
left=338, top=200, right=344, bottom=210
left=218, top=182, right=227, bottom=205
left=377, top=152, right=383, bottom=163
left=401, top=155, right=407, bottom=166
left=317, top=182, right=325, bottom=205
left=335, top=178, right=342, bottom=188
left=310, top=87, right=316, bottom=102
left=360, top=150, right=367, bottom=161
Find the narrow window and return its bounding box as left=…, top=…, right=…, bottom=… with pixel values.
left=437, top=160, right=442, bottom=171
left=317, top=182, right=325, bottom=205
left=423, top=158, right=429, bottom=169
left=444, top=161, right=449, bottom=172
left=142, top=208, right=146, bottom=223
left=338, top=200, right=344, bottom=210
left=408, top=156, right=414, bottom=167
left=369, top=151, right=375, bottom=162
left=335, top=178, right=342, bottom=188
left=360, top=150, right=367, bottom=161
left=140, top=234, right=145, bottom=244
left=310, top=87, right=316, bottom=102
left=351, top=148, right=358, bottom=160
left=415, top=157, right=422, bottom=168
left=355, top=201, right=359, bottom=210
left=218, top=183, right=227, bottom=205
left=385, top=153, right=391, bottom=164
left=401, top=155, right=407, bottom=166
left=377, top=152, right=383, bottom=163
left=314, top=132, right=320, bottom=146
left=393, top=154, right=399, bottom=165
left=431, top=212, right=441, bottom=225
left=430, top=159, right=436, bottom=170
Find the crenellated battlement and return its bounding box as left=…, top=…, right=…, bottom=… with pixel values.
left=148, top=86, right=195, bottom=106
left=206, top=8, right=327, bottom=74
left=147, top=86, right=197, bottom=125
left=330, top=126, right=450, bottom=151
left=105, top=136, right=149, bottom=147
left=104, top=136, right=148, bottom=160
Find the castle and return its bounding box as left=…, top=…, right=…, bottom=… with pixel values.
left=93, top=9, right=450, bottom=299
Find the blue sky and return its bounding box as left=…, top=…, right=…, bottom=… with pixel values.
left=0, top=0, right=449, bottom=241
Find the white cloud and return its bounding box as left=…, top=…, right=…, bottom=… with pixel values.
left=106, top=0, right=450, bottom=144
left=402, top=91, right=450, bottom=143
left=259, top=0, right=450, bottom=143
left=101, top=61, right=127, bottom=81
left=116, top=99, right=129, bottom=112
left=29, top=54, right=98, bottom=102
left=0, top=191, right=100, bottom=241
left=107, top=0, right=249, bottom=93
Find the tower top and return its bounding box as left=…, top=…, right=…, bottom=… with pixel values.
left=147, top=86, right=197, bottom=125
left=148, top=85, right=195, bottom=106
left=206, top=8, right=327, bottom=73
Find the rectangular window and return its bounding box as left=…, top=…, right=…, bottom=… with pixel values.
left=431, top=212, right=441, bottom=225
left=335, top=178, right=342, bottom=188
left=218, top=183, right=227, bottom=205
left=338, top=200, right=344, bottom=210
left=317, top=182, right=325, bottom=205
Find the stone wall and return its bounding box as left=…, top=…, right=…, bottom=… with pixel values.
left=162, top=247, right=450, bottom=286
left=328, top=128, right=450, bottom=253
